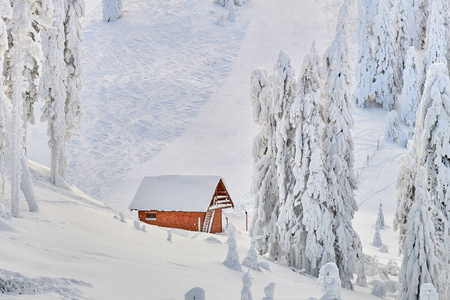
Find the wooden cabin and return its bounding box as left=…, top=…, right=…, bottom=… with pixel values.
left=128, top=175, right=234, bottom=233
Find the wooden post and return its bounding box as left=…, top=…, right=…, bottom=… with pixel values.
left=245, top=211, right=248, bottom=231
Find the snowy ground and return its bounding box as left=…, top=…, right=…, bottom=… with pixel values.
left=5, top=0, right=410, bottom=298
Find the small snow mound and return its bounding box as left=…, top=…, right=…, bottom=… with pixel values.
left=184, top=287, right=205, bottom=300
left=0, top=202, right=11, bottom=220
left=379, top=245, right=388, bottom=253
left=204, top=236, right=222, bottom=244
left=133, top=221, right=142, bottom=230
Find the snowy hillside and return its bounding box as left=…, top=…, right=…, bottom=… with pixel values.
left=3, top=0, right=417, bottom=298
left=0, top=163, right=387, bottom=300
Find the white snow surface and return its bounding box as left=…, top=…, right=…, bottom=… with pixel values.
left=129, top=175, right=223, bottom=211
left=5, top=0, right=410, bottom=299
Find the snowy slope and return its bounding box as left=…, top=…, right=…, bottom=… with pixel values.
left=0, top=163, right=384, bottom=300
left=10, top=0, right=412, bottom=298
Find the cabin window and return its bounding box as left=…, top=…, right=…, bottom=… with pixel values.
left=146, top=213, right=157, bottom=220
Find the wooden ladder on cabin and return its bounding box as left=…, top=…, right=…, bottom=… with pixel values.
left=202, top=210, right=215, bottom=233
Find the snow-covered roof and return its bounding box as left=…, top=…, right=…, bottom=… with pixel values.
left=129, top=175, right=230, bottom=212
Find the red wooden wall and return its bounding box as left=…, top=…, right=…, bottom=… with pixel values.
left=138, top=209, right=223, bottom=233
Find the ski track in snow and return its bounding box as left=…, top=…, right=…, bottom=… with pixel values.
left=64, top=0, right=249, bottom=198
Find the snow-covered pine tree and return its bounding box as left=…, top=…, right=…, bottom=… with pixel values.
left=322, top=0, right=363, bottom=288
left=40, top=0, right=68, bottom=186
left=366, top=0, right=380, bottom=34
left=401, top=46, right=421, bottom=127
left=391, top=0, right=411, bottom=91
left=249, top=68, right=279, bottom=256
left=102, top=0, right=122, bottom=22
left=286, top=43, right=334, bottom=276
left=271, top=51, right=296, bottom=261
left=0, top=0, right=12, bottom=194
left=223, top=224, right=242, bottom=271
left=354, top=0, right=375, bottom=108
left=410, top=0, right=429, bottom=49
left=241, top=271, right=252, bottom=300
left=396, top=63, right=450, bottom=297
left=372, top=221, right=382, bottom=247
left=373, top=0, right=397, bottom=110
left=398, top=169, right=441, bottom=300
left=377, top=203, right=385, bottom=228
left=385, top=110, right=403, bottom=144
left=242, top=240, right=260, bottom=271
left=422, top=0, right=448, bottom=88
left=63, top=0, right=84, bottom=179
left=7, top=0, right=47, bottom=217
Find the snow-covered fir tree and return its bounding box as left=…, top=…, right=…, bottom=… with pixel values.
left=422, top=0, right=447, bottom=86
left=366, top=0, right=379, bottom=34
left=401, top=46, right=421, bottom=127
left=288, top=43, right=333, bottom=276
left=396, top=63, right=450, bottom=297
left=373, top=0, right=397, bottom=110
left=7, top=0, right=47, bottom=217
left=223, top=224, right=242, bottom=271
left=372, top=221, right=382, bottom=247
left=322, top=0, right=363, bottom=288
left=377, top=203, right=385, bottom=228
left=391, top=0, right=411, bottom=91
left=242, top=240, right=260, bottom=271
left=385, top=110, right=407, bottom=147
left=249, top=68, right=279, bottom=256
left=0, top=0, right=11, bottom=194
left=63, top=0, right=84, bottom=179
left=409, top=0, right=429, bottom=49
left=241, top=271, right=252, bottom=300
left=102, top=0, right=122, bottom=22
left=398, top=169, right=441, bottom=300
left=354, top=0, right=375, bottom=108
left=40, top=0, right=68, bottom=186
left=271, top=51, right=297, bottom=261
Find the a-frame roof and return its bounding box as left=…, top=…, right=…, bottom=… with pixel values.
left=129, top=175, right=233, bottom=212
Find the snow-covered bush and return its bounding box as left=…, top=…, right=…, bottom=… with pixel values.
left=119, top=212, right=126, bottom=223
left=371, top=281, right=387, bottom=298
left=420, top=283, right=438, bottom=300
left=184, top=287, right=205, bottom=300
left=241, top=271, right=252, bottom=300
left=167, top=230, right=172, bottom=241
left=133, top=221, right=141, bottom=230
left=262, top=282, right=275, bottom=300
left=102, top=0, right=122, bottom=22
left=318, top=263, right=342, bottom=300
left=242, top=241, right=260, bottom=271
left=141, top=225, right=146, bottom=232
left=223, top=224, right=242, bottom=271
left=379, top=245, right=388, bottom=253
left=356, top=261, right=368, bottom=287
left=387, top=259, right=399, bottom=276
